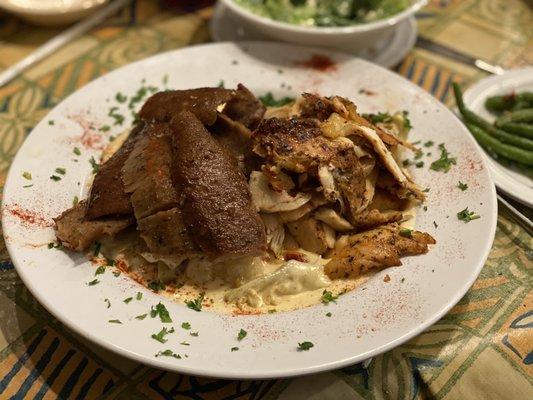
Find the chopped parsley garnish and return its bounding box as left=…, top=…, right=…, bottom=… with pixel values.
left=259, top=92, right=295, bottom=107
left=402, top=159, right=411, bottom=167
left=47, top=242, right=62, bottom=249
left=89, top=156, right=100, bottom=174
left=422, top=188, right=430, bottom=193
left=108, top=106, right=125, bottom=126
left=237, top=329, right=247, bottom=341
left=457, top=181, right=468, bottom=191
left=297, top=341, right=314, bottom=351
left=93, top=242, right=101, bottom=257
left=402, top=111, right=412, bottom=130
left=72, top=196, right=79, bottom=206
left=87, top=279, right=100, bottom=286
left=123, top=297, right=133, bottom=304
left=217, top=79, right=225, bottom=88
left=50, top=175, right=61, bottom=181
left=433, top=221, right=438, bottom=228
left=457, top=207, right=480, bottom=223
left=48, top=120, right=55, bottom=125
left=423, top=206, right=428, bottom=211
left=151, top=327, right=174, bottom=343
left=108, top=319, right=122, bottom=324
left=155, top=349, right=181, bottom=359
left=401, top=278, right=405, bottom=283
left=73, top=147, right=81, bottom=156
left=104, top=298, right=111, bottom=308
left=115, top=92, right=127, bottom=103
left=22, top=171, right=32, bottom=180
left=162, top=74, right=169, bottom=85
left=415, top=161, right=424, bottom=168
left=151, top=302, right=172, bottom=323
left=148, top=280, right=165, bottom=292
left=136, top=292, right=142, bottom=300
left=55, top=167, right=66, bottom=175
left=23, top=184, right=33, bottom=188
left=430, top=143, right=456, bottom=173
left=94, top=265, right=105, bottom=276
left=185, top=294, right=204, bottom=312
left=181, top=322, right=191, bottom=330
left=99, top=125, right=110, bottom=132
left=268, top=309, right=277, bottom=313
left=326, top=312, right=332, bottom=317
left=424, top=140, right=434, bottom=147
left=414, top=150, right=424, bottom=160
left=363, top=111, right=392, bottom=124
left=105, top=258, right=115, bottom=267
left=399, top=228, right=413, bottom=238
left=180, top=341, right=190, bottom=346
left=135, top=313, right=147, bottom=320
left=231, top=347, right=239, bottom=352
left=128, top=83, right=158, bottom=115
left=321, top=290, right=338, bottom=304
left=113, top=271, right=121, bottom=277
left=190, top=332, right=199, bottom=337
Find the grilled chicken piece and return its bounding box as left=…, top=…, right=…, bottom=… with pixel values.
left=325, top=224, right=435, bottom=279
left=170, top=111, right=266, bottom=260
left=286, top=216, right=336, bottom=255
left=298, top=93, right=336, bottom=121
left=350, top=209, right=403, bottom=230
left=85, top=123, right=145, bottom=219
left=223, top=84, right=265, bottom=129
left=139, top=87, right=235, bottom=126
left=137, top=207, right=199, bottom=257
left=54, top=201, right=134, bottom=251
left=122, top=130, right=178, bottom=220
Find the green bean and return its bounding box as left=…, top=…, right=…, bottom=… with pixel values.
left=495, top=108, right=533, bottom=126
left=485, top=92, right=533, bottom=112
left=465, top=123, right=533, bottom=166
left=498, top=122, right=533, bottom=139
left=452, top=83, right=533, bottom=151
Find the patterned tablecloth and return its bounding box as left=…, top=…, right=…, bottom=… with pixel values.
left=0, top=1, right=531, bottom=399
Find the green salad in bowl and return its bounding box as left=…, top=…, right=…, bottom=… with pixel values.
left=233, top=0, right=411, bottom=27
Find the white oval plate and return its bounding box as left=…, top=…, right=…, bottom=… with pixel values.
left=2, top=42, right=497, bottom=379
left=463, top=67, right=533, bottom=208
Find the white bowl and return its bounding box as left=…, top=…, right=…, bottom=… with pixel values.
left=220, top=0, right=427, bottom=53
left=0, top=0, right=108, bottom=26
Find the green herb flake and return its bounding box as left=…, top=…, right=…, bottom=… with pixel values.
left=72, top=196, right=79, bottom=206
left=217, top=79, right=225, bottom=88
left=231, top=347, right=239, bottom=352
left=457, top=181, right=468, bottom=191
left=22, top=171, right=32, bottom=180
left=123, top=297, right=133, bottom=304
left=430, top=143, right=457, bottom=173
left=401, top=278, right=405, bottom=283
left=433, top=221, right=438, bottom=228
left=47, top=242, right=62, bottom=249
left=259, top=92, right=295, bottom=107
left=87, top=279, right=100, bottom=286
left=457, top=207, right=480, bottom=223
left=180, top=341, right=190, bottom=346
left=190, top=332, right=199, bottom=337
left=95, top=265, right=106, bottom=276
left=135, top=313, right=147, bottom=320
left=297, top=341, right=314, bottom=351
left=136, top=292, right=142, bottom=301
left=151, top=302, right=172, bottom=323
left=89, top=156, right=100, bottom=174
left=108, top=319, right=122, bottom=324
left=423, top=188, right=430, bottom=193
left=181, top=322, right=191, bottom=330
left=321, top=290, right=338, bottom=305
left=399, top=228, right=412, bottom=238
left=363, top=112, right=392, bottom=125
left=414, top=150, right=424, bottom=160
left=148, top=280, right=165, bottom=292
left=185, top=294, right=204, bottom=312
left=105, top=298, right=111, bottom=308
left=113, top=271, right=121, bottom=277
left=423, top=206, right=428, bottom=211
left=402, top=111, right=412, bottom=130
left=48, top=120, right=55, bottom=125
left=326, top=312, right=332, bottom=317
left=162, top=74, right=169, bottom=85
left=151, top=327, right=173, bottom=343
left=73, top=147, right=81, bottom=156
left=237, top=329, right=247, bottom=341
left=415, top=161, right=424, bottom=168
left=155, top=349, right=181, bottom=359
left=105, top=258, right=115, bottom=267
left=50, top=175, right=61, bottom=181
left=108, top=106, right=125, bottom=126
left=99, top=125, right=110, bottom=132
left=268, top=309, right=277, bottom=314
left=402, top=159, right=411, bottom=167
left=23, top=184, right=33, bottom=188
left=115, top=92, right=127, bottom=103
left=55, top=167, right=66, bottom=175
left=424, top=140, right=434, bottom=147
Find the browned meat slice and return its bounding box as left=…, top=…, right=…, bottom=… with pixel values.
left=325, top=224, right=436, bottom=279
left=122, top=130, right=178, bottom=220
left=223, top=84, right=265, bottom=129
left=209, top=113, right=259, bottom=175
left=351, top=209, right=403, bottom=230
left=253, top=117, right=338, bottom=173
left=137, top=208, right=199, bottom=257
left=298, top=93, right=336, bottom=121
left=139, top=87, right=235, bottom=126
left=85, top=123, right=145, bottom=219
left=54, top=201, right=134, bottom=251
left=170, top=111, right=266, bottom=259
